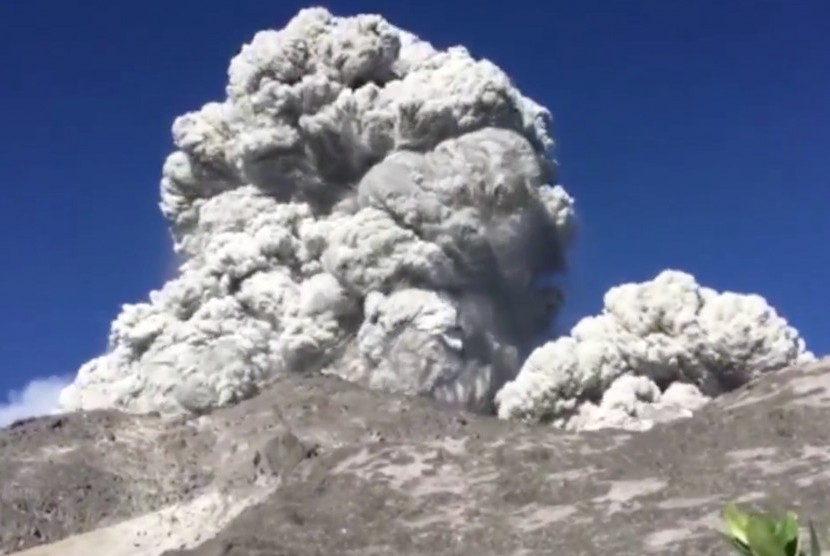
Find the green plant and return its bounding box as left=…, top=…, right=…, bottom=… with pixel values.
left=722, top=501, right=827, bottom=556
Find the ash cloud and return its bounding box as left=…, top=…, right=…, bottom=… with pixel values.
left=60, top=8, right=812, bottom=431
left=60, top=8, right=575, bottom=416
left=496, top=270, right=815, bottom=431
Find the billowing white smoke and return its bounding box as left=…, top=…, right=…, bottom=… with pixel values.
left=60, top=8, right=812, bottom=430
left=495, top=270, right=815, bottom=431
left=59, top=7, right=576, bottom=416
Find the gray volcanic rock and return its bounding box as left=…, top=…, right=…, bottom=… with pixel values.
left=0, top=411, right=215, bottom=553
left=2, top=358, right=830, bottom=556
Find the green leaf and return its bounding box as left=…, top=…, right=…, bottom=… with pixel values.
left=746, top=515, right=789, bottom=556
left=725, top=502, right=753, bottom=546
left=774, top=511, right=801, bottom=555
left=721, top=532, right=754, bottom=555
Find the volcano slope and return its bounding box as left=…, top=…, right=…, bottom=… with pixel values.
left=1, top=357, right=828, bottom=556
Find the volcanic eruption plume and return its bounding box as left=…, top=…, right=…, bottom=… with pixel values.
left=59, top=7, right=576, bottom=416
left=60, top=8, right=812, bottom=431
left=496, top=270, right=815, bottom=430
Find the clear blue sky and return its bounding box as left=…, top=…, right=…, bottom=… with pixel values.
left=1, top=0, right=827, bottom=400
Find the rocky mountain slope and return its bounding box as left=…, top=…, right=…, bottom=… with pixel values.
left=2, top=357, right=828, bottom=556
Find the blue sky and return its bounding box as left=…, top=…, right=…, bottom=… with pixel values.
left=0, top=1, right=827, bottom=419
